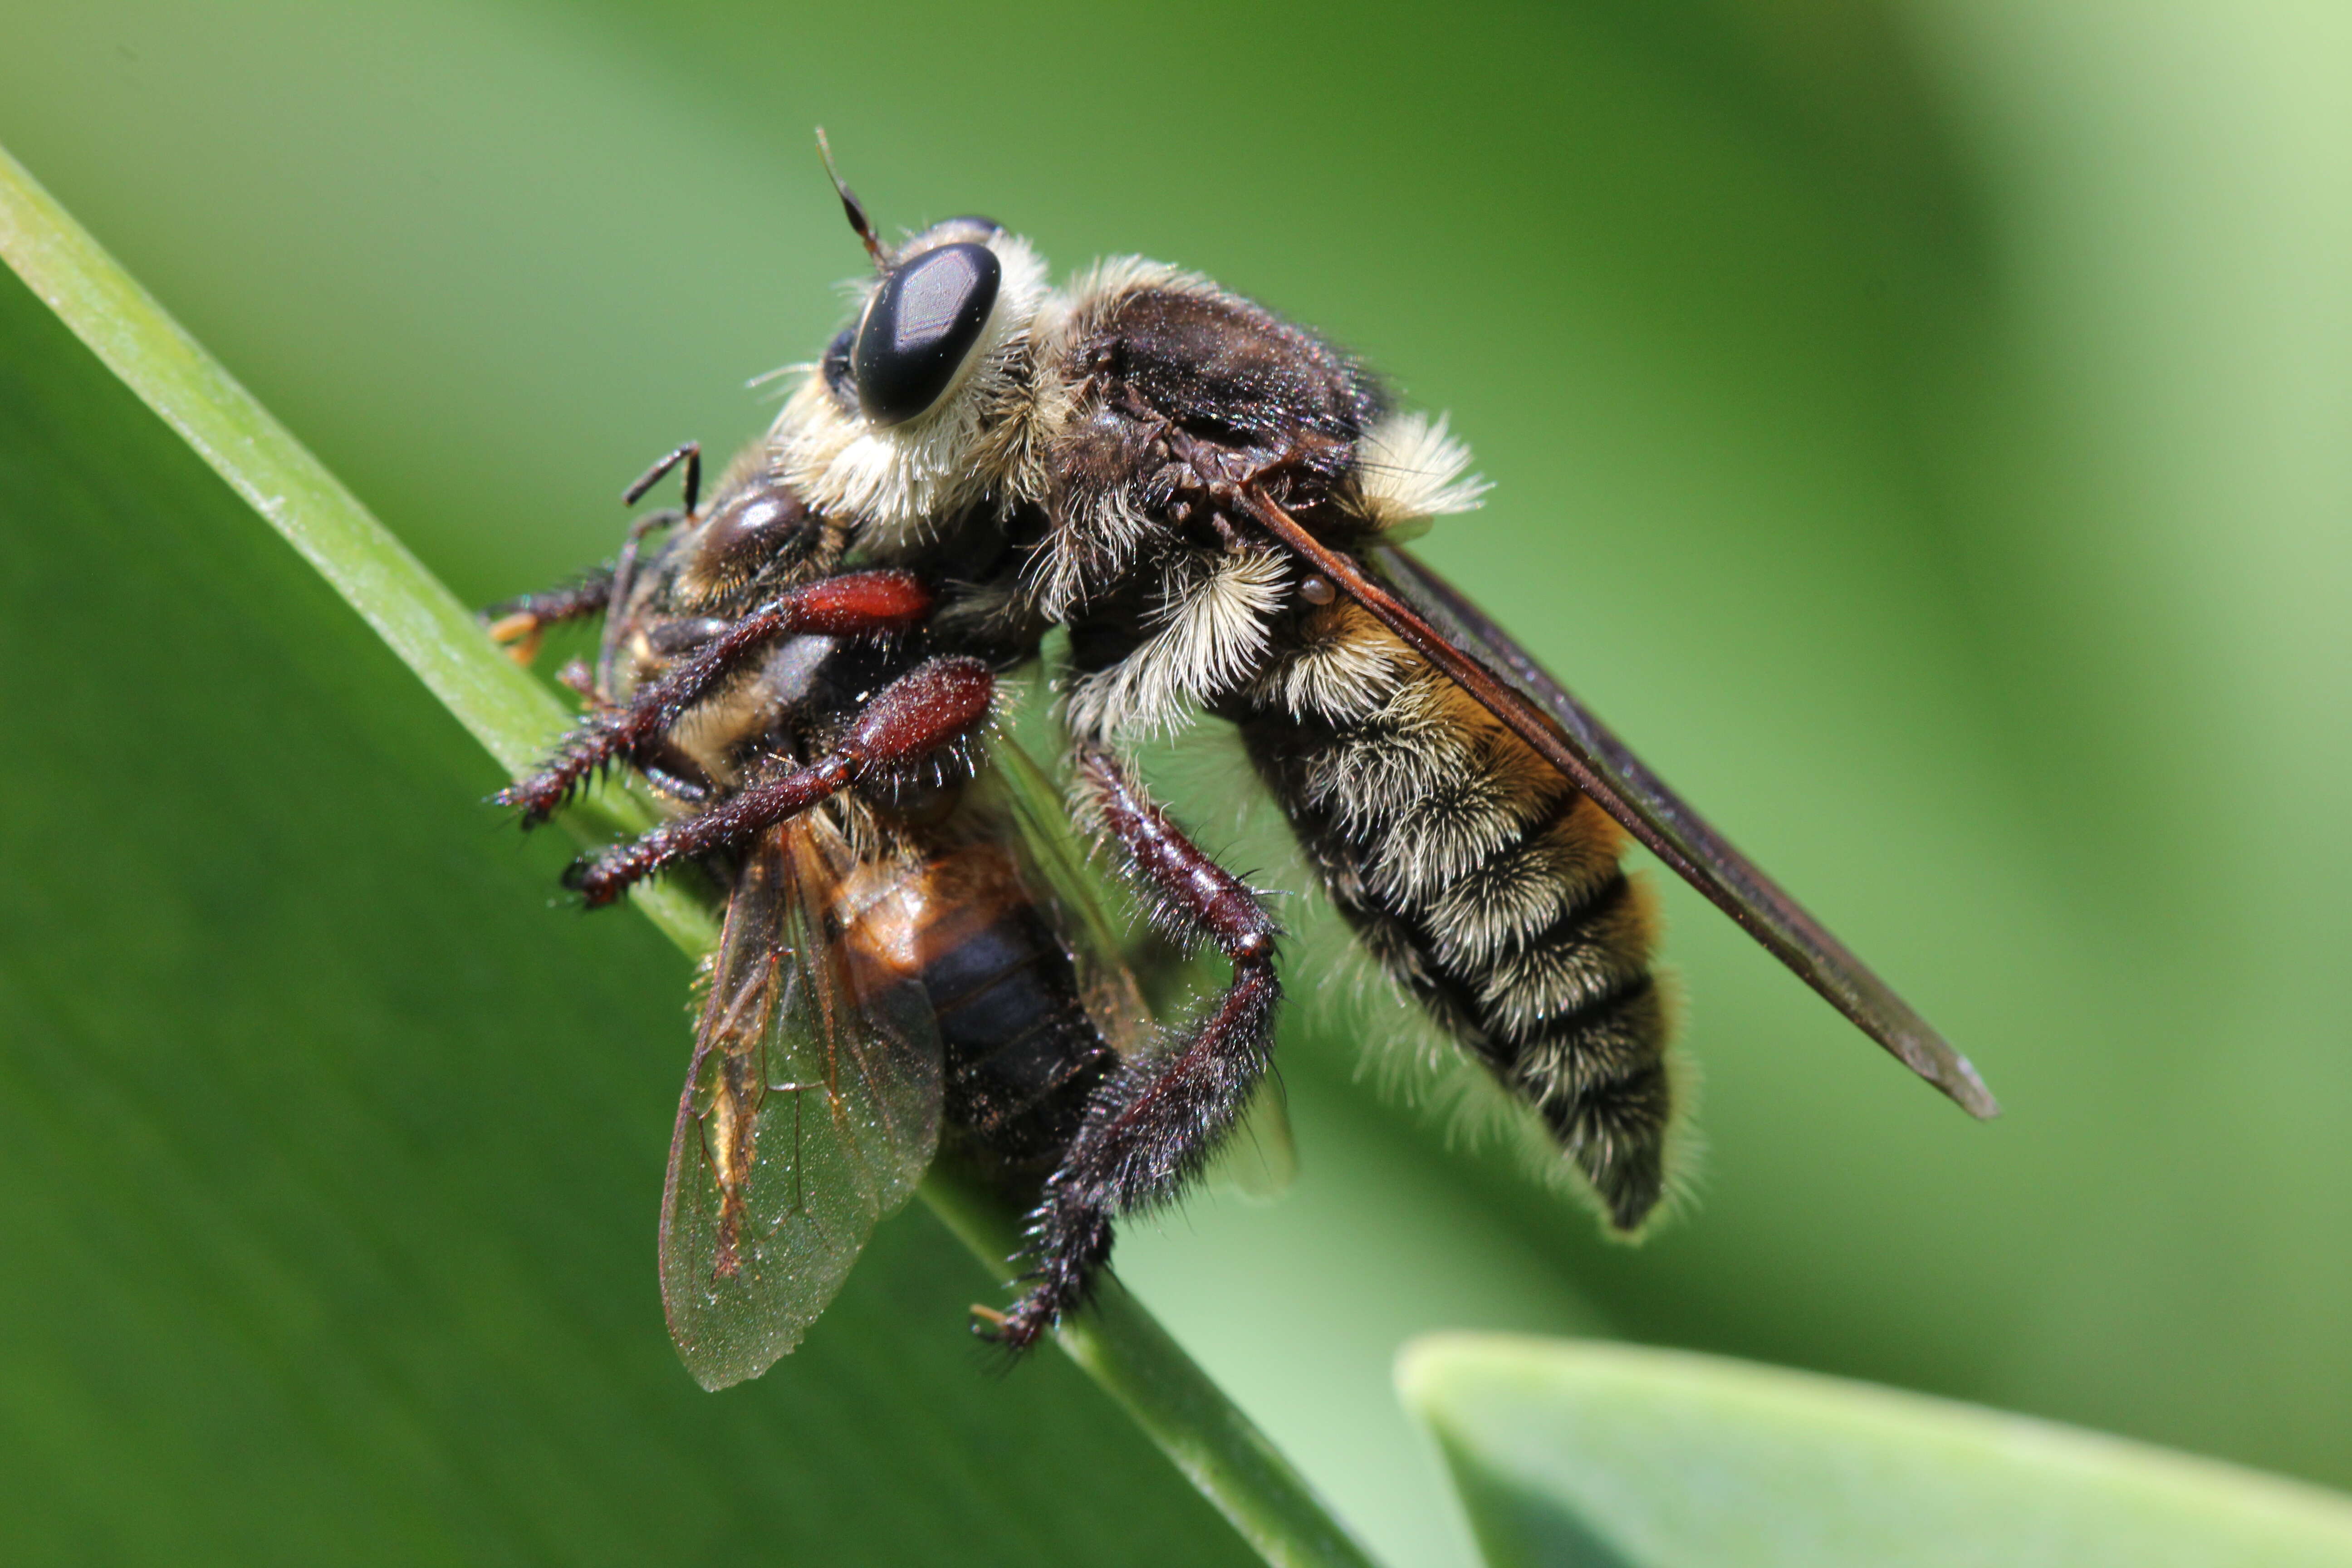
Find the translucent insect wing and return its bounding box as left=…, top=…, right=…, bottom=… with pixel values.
left=659, top=821, right=944, bottom=1390
left=985, top=732, right=1154, bottom=1058
left=1204, top=1079, right=1299, bottom=1203
left=1369, top=544, right=1996, bottom=1119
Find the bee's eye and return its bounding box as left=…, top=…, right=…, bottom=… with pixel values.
left=852, top=241, right=1001, bottom=427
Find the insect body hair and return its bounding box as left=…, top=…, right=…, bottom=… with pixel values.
left=1064, top=545, right=1293, bottom=745
left=1350, top=412, right=1489, bottom=532
left=1236, top=610, right=1687, bottom=1230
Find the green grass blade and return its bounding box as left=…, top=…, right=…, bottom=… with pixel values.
left=0, top=137, right=710, bottom=959
left=928, top=1179, right=1374, bottom=1568
left=0, top=138, right=1375, bottom=1568
left=1400, top=1334, right=2352, bottom=1568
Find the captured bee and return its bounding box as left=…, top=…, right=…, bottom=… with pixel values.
left=484, top=150, right=1997, bottom=1391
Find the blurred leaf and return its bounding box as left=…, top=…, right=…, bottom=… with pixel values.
left=0, top=142, right=1363, bottom=1568
left=1400, top=1335, right=2352, bottom=1568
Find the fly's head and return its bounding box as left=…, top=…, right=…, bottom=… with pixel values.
left=770, top=209, right=1054, bottom=551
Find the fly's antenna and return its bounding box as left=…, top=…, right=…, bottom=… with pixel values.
left=815, top=127, right=886, bottom=270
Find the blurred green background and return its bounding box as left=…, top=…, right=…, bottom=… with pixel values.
left=0, top=2, right=2344, bottom=1564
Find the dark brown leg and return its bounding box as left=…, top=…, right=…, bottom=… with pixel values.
left=622, top=441, right=703, bottom=513
left=564, top=656, right=995, bottom=906
left=480, top=568, right=616, bottom=666
left=992, top=750, right=1282, bottom=1351
left=499, top=569, right=935, bottom=826
left=586, top=443, right=706, bottom=694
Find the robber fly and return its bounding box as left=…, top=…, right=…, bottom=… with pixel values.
left=484, top=148, right=1996, bottom=1390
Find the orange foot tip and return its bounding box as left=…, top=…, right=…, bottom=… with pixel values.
left=486, top=611, right=544, bottom=666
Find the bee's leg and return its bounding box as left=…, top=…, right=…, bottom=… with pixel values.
left=621, top=440, right=702, bottom=513
left=480, top=568, right=616, bottom=667
left=592, top=442, right=709, bottom=694
left=993, top=750, right=1281, bottom=1351
left=498, top=569, right=935, bottom=826
left=481, top=451, right=696, bottom=673
left=562, top=656, right=994, bottom=906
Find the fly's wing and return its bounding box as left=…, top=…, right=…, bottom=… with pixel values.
left=985, top=731, right=1298, bottom=1197
left=1367, top=542, right=1998, bottom=1119
left=987, top=733, right=1151, bottom=1056
left=659, top=818, right=944, bottom=1391
left=1204, top=1076, right=1298, bottom=1203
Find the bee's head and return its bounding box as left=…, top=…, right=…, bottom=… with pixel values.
left=770, top=142, right=1052, bottom=547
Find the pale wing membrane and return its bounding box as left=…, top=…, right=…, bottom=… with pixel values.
left=986, top=733, right=1153, bottom=1058
left=984, top=731, right=1298, bottom=1198
left=659, top=819, right=944, bottom=1391
left=1206, top=1078, right=1298, bottom=1203
left=1368, top=543, right=1997, bottom=1119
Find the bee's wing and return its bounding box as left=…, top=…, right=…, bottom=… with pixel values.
left=658, top=818, right=944, bottom=1391
left=986, top=731, right=1299, bottom=1197
left=1363, top=541, right=1996, bottom=1118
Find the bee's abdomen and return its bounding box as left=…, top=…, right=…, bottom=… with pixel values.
left=1239, top=614, right=1675, bottom=1227
left=851, top=842, right=1110, bottom=1171
left=922, top=899, right=1110, bottom=1167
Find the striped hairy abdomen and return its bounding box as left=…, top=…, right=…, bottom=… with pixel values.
left=1238, top=604, right=1676, bottom=1227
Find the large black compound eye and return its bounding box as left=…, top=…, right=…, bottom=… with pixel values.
left=852, top=241, right=1001, bottom=427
